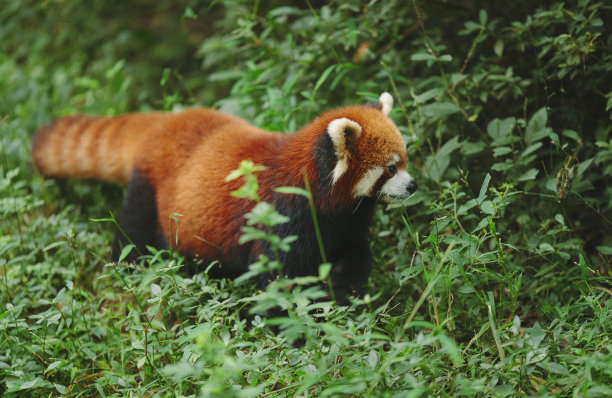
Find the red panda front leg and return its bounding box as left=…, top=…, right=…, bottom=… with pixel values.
left=329, top=242, right=372, bottom=305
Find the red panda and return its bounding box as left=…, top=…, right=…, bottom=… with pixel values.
left=31, top=93, right=416, bottom=303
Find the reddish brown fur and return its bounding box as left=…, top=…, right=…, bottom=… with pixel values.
left=32, top=106, right=405, bottom=266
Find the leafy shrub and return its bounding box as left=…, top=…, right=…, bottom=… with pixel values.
left=1, top=0, right=611, bottom=396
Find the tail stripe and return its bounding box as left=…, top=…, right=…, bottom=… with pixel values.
left=98, top=117, right=130, bottom=181
left=61, top=116, right=96, bottom=177
left=75, top=117, right=109, bottom=179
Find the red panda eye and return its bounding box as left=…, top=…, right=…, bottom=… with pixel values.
left=387, top=164, right=397, bottom=174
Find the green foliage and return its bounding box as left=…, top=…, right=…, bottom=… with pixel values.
left=1, top=0, right=611, bottom=396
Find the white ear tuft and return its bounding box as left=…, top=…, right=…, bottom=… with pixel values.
left=379, top=92, right=393, bottom=116
left=327, top=118, right=362, bottom=184
left=327, top=118, right=362, bottom=147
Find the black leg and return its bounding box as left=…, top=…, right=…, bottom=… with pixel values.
left=330, top=243, right=372, bottom=305
left=111, top=169, right=166, bottom=262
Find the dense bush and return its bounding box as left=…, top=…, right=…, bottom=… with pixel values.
left=1, top=0, right=610, bottom=396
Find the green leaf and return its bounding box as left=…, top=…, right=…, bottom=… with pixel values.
left=541, top=361, right=569, bottom=375
left=494, top=39, right=504, bottom=57
left=479, top=9, right=488, bottom=25
left=183, top=7, right=196, bottom=19
left=424, top=136, right=461, bottom=182
left=118, top=244, right=135, bottom=262
left=526, top=107, right=549, bottom=143
left=576, top=158, right=594, bottom=176
left=54, top=384, right=68, bottom=395
left=414, top=88, right=444, bottom=104
left=521, top=142, right=543, bottom=158
left=318, top=263, right=332, bottom=280
left=245, top=202, right=290, bottom=227
left=367, top=350, right=379, bottom=367
left=545, top=178, right=558, bottom=193
left=491, top=161, right=513, bottom=171
left=596, top=246, right=612, bottom=255
left=487, top=117, right=516, bottom=146
left=132, top=340, right=144, bottom=350
left=478, top=173, right=491, bottom=203
left=493, top=146, right=512, bottom=157
left=517, top=168, right=539, bottom=181
left=45, top=361, right=62, bottom=373
left=438, top=333, right=463, bottom=366
left=480, top=200, right=495, bottom=215
left=473, top=217, right=489, bottom=233
left=562, top=129, right=581, bottom=142
left=420, top=102, right=461, bottom=119
left=313, top=64, right=336, bottom=95
left=460, top=140, right=486, bottom=155
left=20, top=378, right=39, bottom=390
left=539, top=243, right=554, bottom=253
left=410, top=52, right=435, bottom=62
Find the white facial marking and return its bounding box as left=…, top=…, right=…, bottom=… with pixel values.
left=379, top=92, right=393, bottom=117
left=332, top=159, right=348, bottom=184
left=381, top=170, right=415, bottom=202
left=328, top=118, right=362, bottom=184
left=393, top=153, right=400, bottom=163
left=353, top=167, right=384, bottom=197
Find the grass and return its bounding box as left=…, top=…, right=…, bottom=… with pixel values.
left=1, top=1, right=612, bottom=396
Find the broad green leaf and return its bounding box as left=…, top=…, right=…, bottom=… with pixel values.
left=424, top=136, right=461, bottom=182
left=460, top=140, right=486, bottom=155
left=562, top=129, right=581, bottom=142
left=493, top=146, right=512, bottom=157
left=487, top=117, right=516, bottom=146
left=20, top=378, right=39, bottom=390
left=596, top=246, right=612, bottom=255
left=542, top=361, right=569, bottom=375
left=526, top=323, right=546, bottom=349
left=517, top=168, right=539, bottom=181
left=491, top=161, right=513, bottom=171
left=420, top=102, right=461, bottom=119
left=526, top=107, right=549, bottom=143
left=45, top=361, right=62, bottom=373
left=414, top=88, right=444, bottom=104
left=576, top=158, right=594, bottom=176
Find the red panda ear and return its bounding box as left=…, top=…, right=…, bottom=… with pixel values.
left=378, top=92, right=393, bottom=117
left=327, top=117, right=362, bottom=184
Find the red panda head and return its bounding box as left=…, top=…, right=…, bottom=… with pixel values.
left=312, top=93, right=417, bottom=207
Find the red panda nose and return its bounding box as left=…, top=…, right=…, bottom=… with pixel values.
left=406, top=180, right=417, bottom=194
